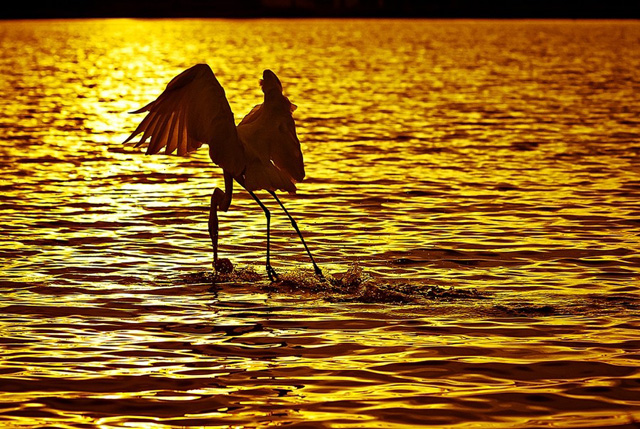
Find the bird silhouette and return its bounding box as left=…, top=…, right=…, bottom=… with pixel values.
left=124, top=64, right=322, bottom=281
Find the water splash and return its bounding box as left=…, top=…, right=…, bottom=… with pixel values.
left=181, top=263, right=486, bottom=304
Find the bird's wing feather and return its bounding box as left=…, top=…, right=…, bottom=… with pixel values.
left=124, top=64, right=245, bottom=176
left=270, top=100, right=305, bottom=183
left=238, top=103, right=262, bottom=126
left=238, top=94, right=304, bottom=187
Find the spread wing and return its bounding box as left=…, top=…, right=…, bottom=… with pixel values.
left=124, top=64, right=245, bottom=177
left=272, top=101, right=304, bottom=183
left=236, top=69, right=304, bottom=193
left=237, top=97, right=304, bottom=193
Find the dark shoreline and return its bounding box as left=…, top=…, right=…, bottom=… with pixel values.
left=2, top=0, right=639, bottom=20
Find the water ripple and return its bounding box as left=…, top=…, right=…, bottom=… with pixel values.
left=1, top=18, right=640, bottom=428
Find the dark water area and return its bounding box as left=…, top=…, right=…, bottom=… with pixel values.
left=1, top=19, right=640, bottom=428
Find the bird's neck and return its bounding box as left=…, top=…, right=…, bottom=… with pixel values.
left=214, top=172, right=234, bottom=212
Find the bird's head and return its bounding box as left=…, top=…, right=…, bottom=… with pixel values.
left=260, top=69, right=283, bottom=94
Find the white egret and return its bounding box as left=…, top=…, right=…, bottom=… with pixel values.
left=124, top=64, right=322, bottom=281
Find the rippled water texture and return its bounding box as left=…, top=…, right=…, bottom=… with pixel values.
left=1, top=19, right=640, bottom=428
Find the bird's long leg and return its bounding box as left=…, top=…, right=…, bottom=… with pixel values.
left=269, top=191, right=323, bottom=278
left=249, top=191, right=278, bottom=282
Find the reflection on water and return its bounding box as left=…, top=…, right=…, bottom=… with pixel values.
left=1, top=18, right=640, bottom=428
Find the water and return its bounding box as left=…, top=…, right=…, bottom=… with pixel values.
left=1, top=18, right=640, bottom=428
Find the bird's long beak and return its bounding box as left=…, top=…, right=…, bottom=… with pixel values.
left=208, top=195, right=219, bottom=267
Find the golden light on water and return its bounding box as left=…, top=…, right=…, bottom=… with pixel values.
left=1, top=17, right=640, bottom=428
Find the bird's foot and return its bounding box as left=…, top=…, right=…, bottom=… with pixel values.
left=214, top=258, right=234, bottom=274
left=313, top=264, right=325, bottom=279
left=266, top=264, right=279, bottom=282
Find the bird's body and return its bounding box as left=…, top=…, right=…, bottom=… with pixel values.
left=124, top=64, right=321, bottom=280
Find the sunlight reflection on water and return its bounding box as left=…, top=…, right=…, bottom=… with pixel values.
left=1, top=18, right=640, bottom=428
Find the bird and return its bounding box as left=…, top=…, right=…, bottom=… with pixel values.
left=123, top=64, right=322, bottom=281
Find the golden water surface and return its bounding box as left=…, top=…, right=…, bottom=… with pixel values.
left=1, top=18, right=640, bottom=428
